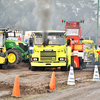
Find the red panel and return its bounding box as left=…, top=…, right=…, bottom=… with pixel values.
left=74, top=56, right=79, bottom=68
left=73, top=44, right=83, bottom=51
left=65, top=21, right=81, bottom=40
left=66, top=36, right=80, bottom=44
left=98, top=51, right=100, bottom=62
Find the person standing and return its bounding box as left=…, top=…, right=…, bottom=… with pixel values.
left=18, top=35, right=22, bottom=41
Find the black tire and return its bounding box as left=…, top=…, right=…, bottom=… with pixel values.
left=67, top=65, right=70, bottom=71
left=79, top=64, right=83, bottom=70
left=29, top=63, right=31, bottom=69
left=29, top=56, right=31, bottom=69
left=95, top=56, right=99, bottom=65
left=92, top=55, right=95, bottom=65
left=83, top=62, right=87, bottom=69
left=61, top=66, right=67, bottom=71
left=90, top=54, right=95, bottom=65
left=61, top=59, right=68, bottom=71
left=79, top=57, right=83, bottom=70
left=2, top=64, right=7, bottom=70
left=31, top=66, right=37, bottom=71
left=7, top=49, right=22, bottom=64
left=0, top=65, right=2, bottom=69
left=37, top=67, right=45, bottom=71
left=16, top=50, right=22, bottom=63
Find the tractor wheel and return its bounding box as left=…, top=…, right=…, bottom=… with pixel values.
left=16, top=50, right=22, bottom=63
left=7, top=49, right=22, bottom=64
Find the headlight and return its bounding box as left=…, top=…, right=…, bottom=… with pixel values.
left=59, top=58, right=65, bottom=61
left=31, top=58, right=38, bottom=61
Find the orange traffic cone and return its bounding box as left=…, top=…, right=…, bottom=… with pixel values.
left=49, top=72, right=55, bottom=90
left=12, top=75, right=21, bottom=97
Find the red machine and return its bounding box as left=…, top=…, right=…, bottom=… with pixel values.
left=62, top=20, right=86, bottom=69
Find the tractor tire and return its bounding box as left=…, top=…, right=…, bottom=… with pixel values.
left=16, top=50, right=22, bottom=64
left=7, top=49, right=22, bottom=64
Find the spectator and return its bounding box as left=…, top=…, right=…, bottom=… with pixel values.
left=18, top=35, right=22, bottom=41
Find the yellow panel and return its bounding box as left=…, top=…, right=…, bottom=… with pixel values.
left=0, top=31, right=3, bottom=33
left=74, top=44, right=83, bottom=51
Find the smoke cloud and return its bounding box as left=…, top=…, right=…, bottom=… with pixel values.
left=33, top=0, right=54, bottom=46
left=33, top=0, right=54, bottom=31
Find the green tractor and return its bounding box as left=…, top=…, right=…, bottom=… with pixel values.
left=5, top=40, right=29, bottom=64
left=5, top=29, right=29, bottom=64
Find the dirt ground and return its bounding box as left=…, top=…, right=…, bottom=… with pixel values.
left=0, top=63, right=98, bottom=99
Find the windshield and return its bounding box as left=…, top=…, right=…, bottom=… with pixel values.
left=66, top=29, right=79, bottom=36
left=83, top=43, right=92, bottom=50
left=35, top=33, right=64, bottom=45
left=0, top=33, right=4, bottom=47
left=48, top=35, right=64, bottom=45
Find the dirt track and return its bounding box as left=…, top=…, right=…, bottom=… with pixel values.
left=0, top=63, right=98, bottom=99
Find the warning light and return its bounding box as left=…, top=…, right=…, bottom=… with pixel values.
left=80, top=20, right=82, bottom=23
left=62, top=19, right=64, bottom=23
left=80, top=20, right=84, bottom=23
left=62, top=19, right=66, bottom=23
left=7, top=27, right=9, bottom=29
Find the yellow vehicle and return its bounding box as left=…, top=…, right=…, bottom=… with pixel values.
left=82, top=40, right=98, bottom=64
left=29, top=30, right=71, bottom=71
left=0, top=28, right=9, bottom=69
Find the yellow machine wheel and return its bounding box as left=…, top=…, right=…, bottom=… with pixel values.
left=8, top=53, right=16, bottom=63
left=7, top=49, right=22, bottom=64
